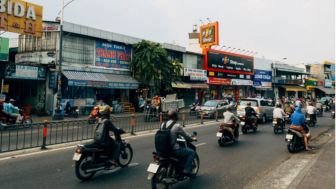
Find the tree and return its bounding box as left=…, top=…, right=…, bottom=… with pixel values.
left=131, top=40, right=182, bottom=96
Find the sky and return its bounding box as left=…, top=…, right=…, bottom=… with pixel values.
left=3, top=0, right=335, bottom=65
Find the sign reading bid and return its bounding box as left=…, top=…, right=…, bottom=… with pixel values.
left=0, top=0, right=43, bottom=37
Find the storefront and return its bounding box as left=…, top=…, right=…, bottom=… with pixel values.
left=204, top=49, right=254, bottom=101
left=4, top=64, right=47, bottom=114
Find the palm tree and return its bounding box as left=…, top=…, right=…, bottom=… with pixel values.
left=131, top=40, right=182, bottom=96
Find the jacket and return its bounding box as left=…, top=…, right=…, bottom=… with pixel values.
left=161, top=120, right=193, bottom=150
left=290, top=107, right=305, bottom=127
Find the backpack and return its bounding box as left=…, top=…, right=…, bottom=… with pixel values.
left=154, top=121, right=176, bottom=157
left=94, top=119, right=107, bottom=143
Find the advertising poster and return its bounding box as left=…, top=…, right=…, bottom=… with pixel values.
left=0, top=37, right=9, bottom=61
left=253, top=69, right=272, bottom=88
left=200, top=22, right=219, bottom=48
left=95, top=40, right=132, bottom=70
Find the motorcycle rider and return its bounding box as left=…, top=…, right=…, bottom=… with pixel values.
left=315, top=100, right=322, bottom=116
left=65, top=101, right=72, bottom=115
left=222, top=107, right=240, bottom=139
left=3, top=99, right=21, bottom=121
left=290, top=107, right=311, bottom=151
left=245, top=102, right=257, bottom=128
left=273, top=103, right=286, bottom=127
left=91, top=105, right=121, bottom=164
left=306, top=101, right=317, bottom=124
left=162, top=109, right=197, bottom=175
left=284, top=102, right=294, bottom=115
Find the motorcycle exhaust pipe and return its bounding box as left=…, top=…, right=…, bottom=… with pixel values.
left=85, top=166, right=106, bottom=173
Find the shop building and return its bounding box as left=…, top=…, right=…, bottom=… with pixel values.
left=272, top=63, right=307, bottom=98
left=15, top=21, right=185, bottom=114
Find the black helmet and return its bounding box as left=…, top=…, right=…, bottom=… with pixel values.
left=167, top=109, right=178, bottom=121
left=99, top=105, right=111, bottom=117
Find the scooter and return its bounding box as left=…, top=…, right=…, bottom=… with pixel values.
left=239, top=116, right=258, bottom=134
left=0, top=109, right=33, bottom=130
left=147, top=132, right=199, bottom=189
left=285, top=128, right=311, bottom=153
left=272, top=118, right=285, bottom=134
left=73, top=128, right=133, bottom=181
left=217, top=122, right=239, bottom=146
left=306, top=114, right=316, bottom=127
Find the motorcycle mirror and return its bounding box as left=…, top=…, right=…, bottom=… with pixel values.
left=193, top=131, right=197, bottom=136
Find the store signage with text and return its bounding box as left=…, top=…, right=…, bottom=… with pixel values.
left=199, top=22, right=219, bottom=48
left=184, top=68, right=207, bottom=81
left=0, top=0, right=43, bottom=37
left=205, top=49, right=254, bottom=75
left=208, top=77, right=231, bottom=85
left=5, top=65, right=46, bottom=79
left=207, top=71, right=251, bottom=79
left=231, top=79, right=253, bottom=86
left=253, top=69, right=272, bottom=88
left=95, top=40, right=132, bottom=70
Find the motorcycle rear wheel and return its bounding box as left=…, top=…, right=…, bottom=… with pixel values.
left=151, top=167, right=169, bottom=189
left=241, top=126, right=248, bottom=134
left=75, top=156, right=96, bottom=181
left=287, top=142, right=296, bottom=153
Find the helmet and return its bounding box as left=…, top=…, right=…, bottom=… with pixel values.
left=99, top=105, right=111, bottom=117
left=276, top=103, right=281, bottom=108
left=167, top=109, right=178, bottom=121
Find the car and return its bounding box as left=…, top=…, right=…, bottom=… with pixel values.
left=198, top=100, right=231, bottom=118
left=236, top=98, right=274, bottom=123
left=320, top=96, right=333, bottom=105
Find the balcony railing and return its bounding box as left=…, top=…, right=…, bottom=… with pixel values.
left=274, top=77, right=303, bottom=85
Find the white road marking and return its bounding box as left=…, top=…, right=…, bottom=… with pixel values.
left=195, top=142, right=206, bottom=147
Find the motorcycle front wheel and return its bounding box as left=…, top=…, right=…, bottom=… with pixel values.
left=190, top=153, right=200, bottom=179
left=22, top=118, right=33, bottom=128
left=75, top=155, right=96, bottom=181
left=151, top=167, right=169, bottom=189
left=116, top=144, right=133, bottom=168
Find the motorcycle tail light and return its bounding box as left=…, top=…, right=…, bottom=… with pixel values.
left=152, top=152, right=159, bottom=162
left=75, top=147, right=81, bottom=154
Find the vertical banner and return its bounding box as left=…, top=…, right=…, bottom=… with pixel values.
left=0, top=37, right=9, bottom=61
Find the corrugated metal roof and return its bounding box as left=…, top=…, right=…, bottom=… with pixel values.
left=62, top=71, right=138, bottom=84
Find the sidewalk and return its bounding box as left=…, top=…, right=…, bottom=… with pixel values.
left=296, top=136, right=335, bottom=189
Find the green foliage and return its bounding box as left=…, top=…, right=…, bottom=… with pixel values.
left=131, top=40, right=182, bottom=95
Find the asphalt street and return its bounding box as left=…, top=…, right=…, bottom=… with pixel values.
left=0, top=114, right=334, bottom=189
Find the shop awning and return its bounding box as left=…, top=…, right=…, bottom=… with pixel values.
left=315, top=86, right=335, bottom=95
left=280, top=85, right=306, bottom=92
left=172, top=82, right=191, bottom=89
left=63, top=71, right=139, bottom=89
left=190, top=83, right=208, bottom=89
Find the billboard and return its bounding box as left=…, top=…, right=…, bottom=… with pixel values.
left=200, top=22, right=219, bottom=48
left=95, top=40, right=132, bottom=70
left=0, top=0, right=43, bottom=37
left=0, top=37, right=9, bottom=61
left=253, top=69, right=272, bottom=88
left=205, top=49, right=254, bottom=75
left=184, top=68, right=207, bottom=81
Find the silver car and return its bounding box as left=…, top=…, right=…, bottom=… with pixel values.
left=236, top=98, right=274, bottom=123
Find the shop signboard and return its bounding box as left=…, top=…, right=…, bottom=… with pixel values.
left=0, top=37, right=9, bottom=61
left=208, top=71, right=251, bottom=80
left=199, top=21, right=219, bottom=48
left=205, top=49, right=254, bottom=75
left=95, top=40, right=132, bottom=70
left=325, top=79, right=332, bottom=88
left=253, top=69, right=272, bottom=88
left=0, top=0, right=43, bottom=37
left=16, top=51, right=56, bottom=64
left=231, top=79, right=253, bottom=86
left=5, top=65, right=46, bottom=80
left=208, top=77, right=231, bottom=85
left=184, top=68, right=207, bottom=81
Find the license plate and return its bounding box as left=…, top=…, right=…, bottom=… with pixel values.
left=286, top=134, right=293, bottom=140
left=216, top=132, right=222, bottom=137
left=272, top=121, right=277, bottom=124
left=147, top=163, right=159, bottom=173
left=72, top=153, right=81, bottom=161
left=240, top=122, right=245, bottom=125
left=306, top=118, right=310, bottom=120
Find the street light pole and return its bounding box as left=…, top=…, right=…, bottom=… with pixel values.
left=53, top=0, right=65, bottom=120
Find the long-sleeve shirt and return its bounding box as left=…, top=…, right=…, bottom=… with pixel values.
left=3, top=103, right=19, bottom=114
left=291, top=109, right=305, bottom=127
left=273, top=108, right=286, bottom=119
left=223, top=111, right=239, bottom=124
left=161, top=120, right=192, bottom=150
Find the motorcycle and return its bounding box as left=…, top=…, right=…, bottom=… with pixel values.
left=145, top=104, right=158, bottom=122
left=284, top=112, right=292, bottom=124
left=217, top=122, right=239, bottom=146
left=285, top=128, right=311, bottom=153
left=239, top=116, right=258, bottom=134
left=0, top=109, right=33, bottom=130
left=88, top=106, right=99, bottom=124
left=73, top=128, right=133, bottom=181
left=272, top=118, right=285, bottom=134
left=64, top=106, right=79, bottom=118
left=147, top=132, right=199, bottom=189
left=306, top=114, right=316, bottom=127
left=322, top=104, right=330, bottom=112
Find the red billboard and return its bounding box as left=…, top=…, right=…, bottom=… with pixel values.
left=204, top=49, right=254, bottom=75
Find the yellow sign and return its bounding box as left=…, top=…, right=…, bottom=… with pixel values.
left=0, top=0, right=43, bottom=37
left=2, top=84, right=9, bottom=93
left=200, top=21, right=219, bottom=48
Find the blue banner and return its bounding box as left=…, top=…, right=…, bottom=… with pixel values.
left=253, top=69, right=272, bottom=87
left=95, top=41, right=132, bottom=70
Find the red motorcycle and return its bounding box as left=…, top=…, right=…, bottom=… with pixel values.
left=87, top=106, right=99, bottom=124
left=0, top=109, right=33, bottom=130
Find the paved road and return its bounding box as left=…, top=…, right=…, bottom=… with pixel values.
left=0, top=115, right=333, bottom=189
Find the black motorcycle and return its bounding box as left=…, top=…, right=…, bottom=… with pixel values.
left=217, top=122, right=239, bottom=146
left=73, top=129, right=133, bottom=181
left=145, top=104, right=159, bottom=122
left=64, top=106, right=79, bottom=118
left=147, top=132, right=199, bottom=189
left=272, top=118, right=285, bottom=134
left=240, top=116, right=258, bottom=134
left=286, top=128, right=310, bottom=153
left=316, top=108, right=323, bottom=117
left=306, top=114, right=316, bottom=127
